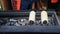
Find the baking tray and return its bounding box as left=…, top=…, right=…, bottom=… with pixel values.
left=0, top=10, right=59, bottom=32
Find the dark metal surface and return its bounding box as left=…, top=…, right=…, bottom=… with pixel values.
left=0, top=26, right=60, bottom=32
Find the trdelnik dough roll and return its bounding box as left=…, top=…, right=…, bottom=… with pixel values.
left=41, top=11, right=48, bottom=24
left=29, top=11, right=36, bottom=25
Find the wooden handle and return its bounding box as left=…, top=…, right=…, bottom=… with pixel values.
left=32, top=3, right=35, bottom=10
left=37, top=0, right=47, bottom=10
left=0, top=0, right=12, bottom=11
